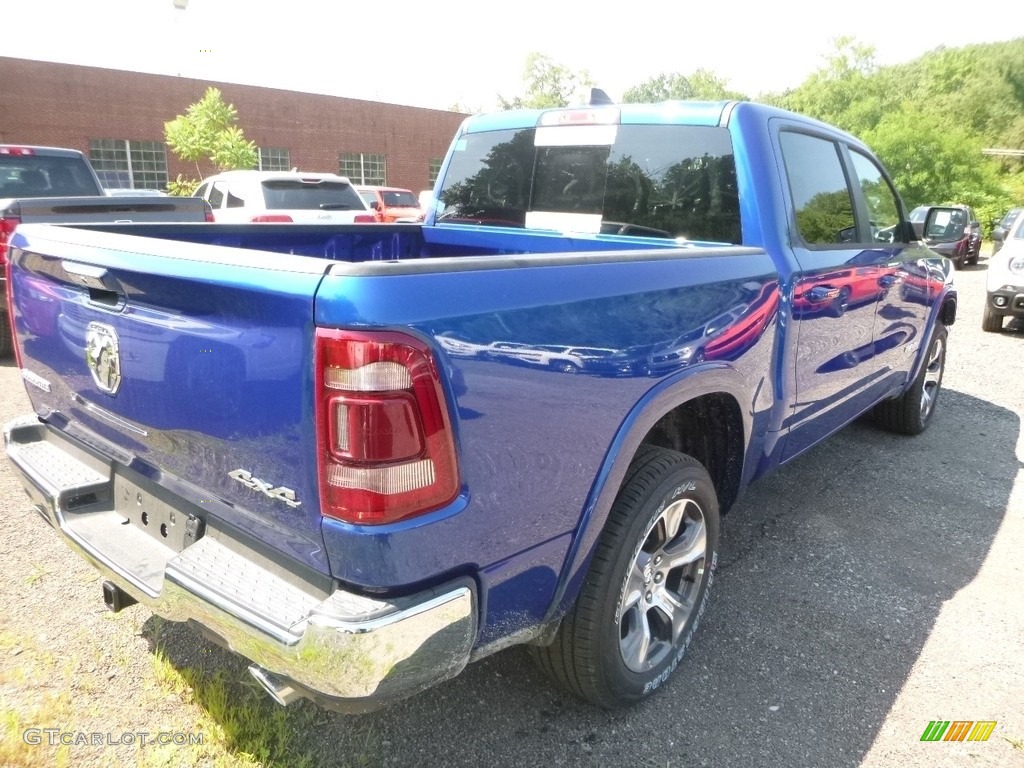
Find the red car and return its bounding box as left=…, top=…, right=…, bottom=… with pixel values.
left=356, top=186, right=424, bottom=223
left=792, top=267, right=885, bottom=318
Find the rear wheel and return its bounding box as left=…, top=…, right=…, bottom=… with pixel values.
left=982, top=303, right=1003, bottom=333
left=872, top=325, right=946, bottom=435
left=530, top=446, right=719, bottom=708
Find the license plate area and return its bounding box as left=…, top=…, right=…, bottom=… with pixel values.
left=114, top=468, right=205, bottom=554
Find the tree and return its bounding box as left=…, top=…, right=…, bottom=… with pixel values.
left=498, top=53, right=594, bottom=110
left=779, top=36, right=894, bottom=134
left=623, top=73, right=696, bottom=103
left=164, top=87, right=258, bottom=195
left=863, top=107, right=1007, bottom=226
left=623, top=70, right=745, bottom=103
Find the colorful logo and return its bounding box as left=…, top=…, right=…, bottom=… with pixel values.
left=920, top=721, right=997, bottom=742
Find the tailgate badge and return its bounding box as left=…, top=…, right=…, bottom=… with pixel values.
left=229, top=469, right=302, bottom=508
left=85, top=322, right=122, bottom=395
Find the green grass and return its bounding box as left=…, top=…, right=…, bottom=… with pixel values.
left=0, top=621, right=363, bottom=768
left=23, top=563, right=49, bottom=586
left=0, top=632, right=74, bottom=768
left=144, top=641, right=322, bottom=768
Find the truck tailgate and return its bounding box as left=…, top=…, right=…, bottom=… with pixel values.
left=6, top=224, right=332, bottom=574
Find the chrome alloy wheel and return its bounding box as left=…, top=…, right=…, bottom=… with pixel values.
left=920, top=335, right=945, bottom=422
left=618, top=498, right=707, bottom=673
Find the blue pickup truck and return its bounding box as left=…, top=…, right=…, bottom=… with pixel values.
left=3, top=100, right=956, bottom=712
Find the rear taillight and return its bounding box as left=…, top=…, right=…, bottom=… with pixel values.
left=354, top=214, right=376, bottom=224
left=251, top=214, right=293, bottom=223
left=203, top=203, right=215, bottom=222
left=315, top=329, right=459, bottom=525
left=0, top=214, right=20, bottom=267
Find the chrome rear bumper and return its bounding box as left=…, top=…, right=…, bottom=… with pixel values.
left=4, top=415, right=476, bottom=712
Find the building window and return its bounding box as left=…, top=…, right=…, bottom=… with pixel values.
left=89, top=139, right=168, bottom=190
left=428, top=158, right=443, bottom=186
left=259, top=147, right=290, bottom=171
left=339, top=152, right=386, bottom=185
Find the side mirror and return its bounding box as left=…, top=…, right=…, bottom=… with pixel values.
left=922, top=206, right=965, bottom=242
left=837, top=226, right=857, bottom=243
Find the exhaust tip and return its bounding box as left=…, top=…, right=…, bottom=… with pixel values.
left=101, top=580, right=137, bottom=613
left=248, top=664, right=301, bottom=707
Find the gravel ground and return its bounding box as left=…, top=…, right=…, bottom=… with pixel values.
left=0, top=259, right=1021, bottom=768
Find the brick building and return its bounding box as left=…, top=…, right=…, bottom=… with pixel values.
left=0, top=57, right=467, bottom=193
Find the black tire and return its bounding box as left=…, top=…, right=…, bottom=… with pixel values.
left=872, top=324, right=947, bottom=435
left=0, top=311, right=12, bottom=358
left=530, top=446, right=719, bottom=708
left=954, top=254, right=965, bottom=270
left=982, top=303, right=1003, bottom=333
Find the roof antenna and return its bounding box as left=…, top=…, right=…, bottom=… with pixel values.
left=588, top=88, right=614, bottom=106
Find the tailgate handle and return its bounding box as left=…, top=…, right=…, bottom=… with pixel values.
left=61, top=261, right=123, bottom=294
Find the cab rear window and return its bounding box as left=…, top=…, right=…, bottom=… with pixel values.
left=261, top=180, right=365, bottom=210
left=436, top=124, right=740, bottom=243
left=0, top=156, right=100, bottom=197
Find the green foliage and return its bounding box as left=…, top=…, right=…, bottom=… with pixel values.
left=164, top=87, right=258, bottom=193
left=779, top=36, right=897, bottom=135
left=863, top=110, right=1005, bottom=219
left=503, top=41, right=1024, bottom=230
left=498, top=53, right=594, bottom=109
left=795, top=189, right=856, bottom=244
left=768, top=37, right=1024, bottom=232
left=623, top=70, right=745, bottom=103
left=167, top=174, right=200, bottom=197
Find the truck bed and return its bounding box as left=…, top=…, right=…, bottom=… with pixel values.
left=7, top=221, right=777, bottom=604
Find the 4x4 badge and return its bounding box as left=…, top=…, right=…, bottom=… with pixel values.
left=229, top=469, right=301, bottom=508
left=85, top=322, right=122, bottom=395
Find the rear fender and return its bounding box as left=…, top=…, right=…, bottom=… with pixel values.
left=543, top=364, right=752, bottom=623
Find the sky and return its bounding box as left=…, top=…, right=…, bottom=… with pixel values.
left=4, top=0, right=1021, bottom=112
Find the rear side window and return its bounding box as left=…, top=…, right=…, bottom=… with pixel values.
left=436, top=124, right=741, bottom=243
left=382, top=190, right=418, bottom=207
left=780, top=131, right=856, bottom=246
left=262, top=180, right=365, bottom=210
left=849, top=150, right=902, bottom=243
left=0, top=155, right=100, bottom=197
left=208, top=182, right=226, bottom=208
